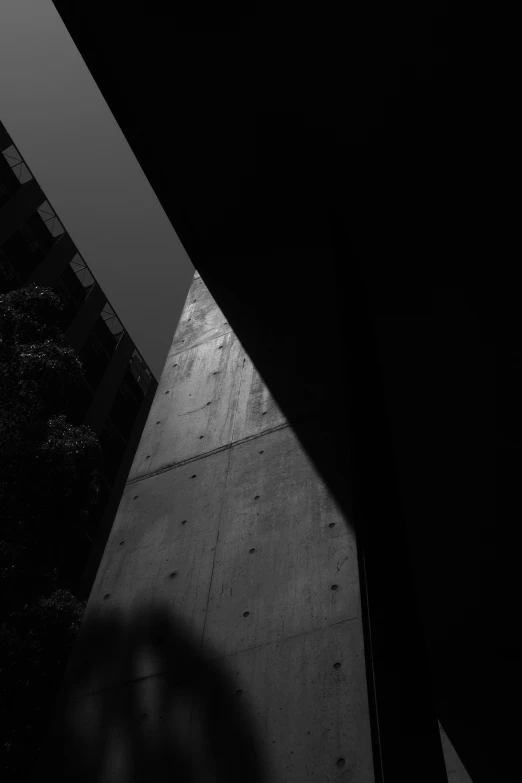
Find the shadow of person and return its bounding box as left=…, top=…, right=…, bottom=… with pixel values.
left=35, top=602, right=269, bottom=783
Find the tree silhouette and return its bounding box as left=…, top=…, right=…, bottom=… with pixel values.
left=0, top=283, right=102, bottom=781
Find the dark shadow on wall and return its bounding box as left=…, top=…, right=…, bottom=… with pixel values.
left=191, top=106, right=497, bottom=783
left=34, top=603, right=269, bottom=783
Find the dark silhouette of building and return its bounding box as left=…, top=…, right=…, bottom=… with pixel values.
left=44, top=4, right=505, bottom=783
left=0, top=118, right=158, bottom=595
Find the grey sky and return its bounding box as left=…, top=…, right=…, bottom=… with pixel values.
left=0, top=0, right=194, bottom=380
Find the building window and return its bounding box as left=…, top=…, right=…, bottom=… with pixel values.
left=56, top=255, right=94, bottom=313
left=92, top=311, right=121, bottom=359
left=129, top=349, right=152, bottom=397
left=1, top=144, right=33, bottom=184
left=101, top=302, right=124, bottom=349
left=36, top=200, right=65, bottom=239
left=70, top=254, right=95, bottom=292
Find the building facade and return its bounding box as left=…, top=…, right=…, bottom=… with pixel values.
left=0, top=118, right=158, bottom=593
left=45, top=269, right=376, bottom=782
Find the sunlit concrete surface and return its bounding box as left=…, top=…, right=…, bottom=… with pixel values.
left=46, top=272, right=375, bottom=782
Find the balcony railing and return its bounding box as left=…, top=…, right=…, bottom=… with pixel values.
left=1, top=143, right=33, bottom=184
left=37, top=200, right=65, bottom=238
left=0, top=123, right=156, bottom=395
left=70, top=254, right=95, bottom=292
left=101, top=302, right=124, bottom=347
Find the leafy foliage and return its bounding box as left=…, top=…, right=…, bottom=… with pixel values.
left=0, top=284, right=102, bottom=780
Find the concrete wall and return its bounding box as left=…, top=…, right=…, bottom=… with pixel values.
left=438, top=723, right=474, bottom=783
left=48, top=271, right=375, bottom=782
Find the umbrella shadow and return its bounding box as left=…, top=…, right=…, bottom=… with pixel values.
left=37, top=602, right=269, bottom=783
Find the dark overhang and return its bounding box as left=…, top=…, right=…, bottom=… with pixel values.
left=48, top=6, right=500, bottom=783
